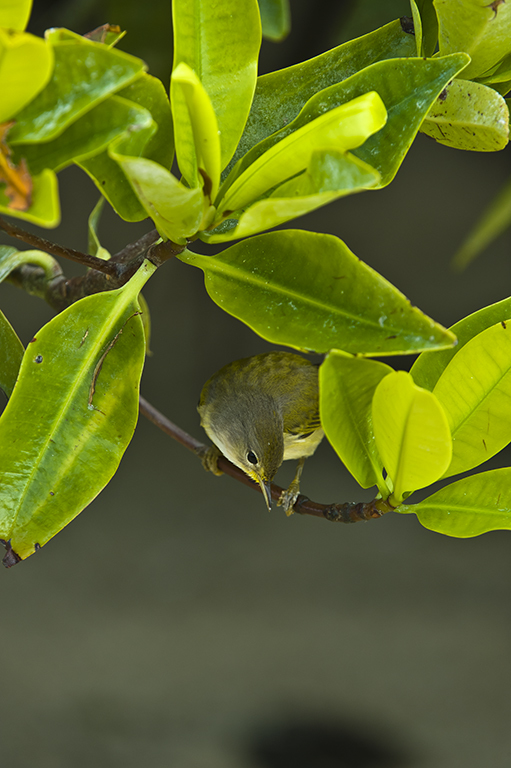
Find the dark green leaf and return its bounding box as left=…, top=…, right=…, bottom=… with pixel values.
left=226, top=19, right=418, bottom=176
left=179, top=229, right=456, bottom=355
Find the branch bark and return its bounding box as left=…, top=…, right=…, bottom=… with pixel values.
left=138, top=396, right=393, bottom=523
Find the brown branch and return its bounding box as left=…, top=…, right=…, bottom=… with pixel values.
left=138, top=395, right=394, bottom=523
left=0, top=215, right=120, bottom=276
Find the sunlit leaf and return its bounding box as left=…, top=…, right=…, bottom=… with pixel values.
left=319, top=352, right=392, bottom=492
left=433, top=320, right=511, bottom=478
left=0, top=308, right=24, bottom=398
left=110, top=153, right=203, bottom=243
left=0, top=122, right=31, bottom=211
left=0, top=0, right=33, bottom=31
left=372, top=370, right=452, bottom=504
left=171, top=62, right=221, bottom=199
left=421, top=79, right=509, bottom=151
left=9, top=29, right=146, bottom=144
left=411, top=296, right=511, bottom=391
left=216, top=91, right=386, bottom=215
left=0, top=260, right=156, bottom=564
left=435, top=0, right=511, bottom=80
left=0, top=27, right=53, bottom=124
left=204, top=150, right=379, bottom=242
left=179, top=229, right=456, bottom=355
left=0, top=168, right=59, bottom=227
left=398, top=468, right=511, bottom=537
left=172, top=0, right=261, bottom=170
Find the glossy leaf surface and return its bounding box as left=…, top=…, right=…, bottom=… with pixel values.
left=0, top=245, right=61, bottom=283
left=421, top=79, right=509, bottom=151
left=0, top=309, right=24, bottom=398
left=171, top=62, right=221, bottom=198
left=433, top=320, right=511, bottom=478
left=226, top=54, right=468, bottom=197
left=453, top=174, right=511, bottom=268
left=435, top=0, right=511, bottom=80
left=319, top=353, right=392, bottom=491
left=88, top=198, right=110, bottom=261
left=204, top=151, right=379, bottom=242
left=14, top=96, right=154, bottom=175
left=9, top=29, right=145, bottom=144
left=0, top=169, right=60, bottom=227
left=415, top=0, right=438, bottom=56
left=0, top=27, right=53, bottom=123
left=0, top=261, right=156, bottom=563
left=228, top=19, right=417, bottom=174
left=216, top=92, right=386, bottom=215
left=110, top=153, right=203, bottom=243
left=0, top=0, right=32, bottom=30
left=258, top=0, right=290, bottom=41
left=172, top=0, right=261, bottom=170
left=372, top=371, right=452, bottom=504
left=411, top=296, right=511, bottom=392
left=179, top=230, right=456, bottom=355
left=398, top=468, right=511, bottom=537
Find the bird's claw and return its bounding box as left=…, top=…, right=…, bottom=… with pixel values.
left=196, top=444, right=224, bottom=476
left=277, top=485, right=300, bottom=516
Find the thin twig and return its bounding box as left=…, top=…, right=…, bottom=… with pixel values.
left=138, top=395, right=394, bottom=523
left=0, top=216, right=119, bottom=276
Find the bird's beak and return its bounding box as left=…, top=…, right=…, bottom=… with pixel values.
left=257, top=478, right=273, bottom=510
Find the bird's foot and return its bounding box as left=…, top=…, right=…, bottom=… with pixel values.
left=277, top=482, right=300, bottom=517
left=196, top=444, right=224, bottom=476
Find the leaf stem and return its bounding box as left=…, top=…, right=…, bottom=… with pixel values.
left=138, top=395, right=394, bottom=523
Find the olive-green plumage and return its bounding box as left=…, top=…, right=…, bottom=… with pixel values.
left=198, top=351, right=324, bottom=513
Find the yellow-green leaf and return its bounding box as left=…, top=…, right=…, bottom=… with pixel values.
left=372, top=370, right=452, bottom=504
left=0, top=27, right=53, bottom=123
left=0, top=0, right=32, bottom=31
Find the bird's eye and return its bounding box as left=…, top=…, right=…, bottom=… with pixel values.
left=247, top=451, right=258, bottom=465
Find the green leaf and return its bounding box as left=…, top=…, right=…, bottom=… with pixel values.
left=0, top=308, right=24, bottom=398
left=319, top=352, right=392, bottom=492
left=258, top=0, right=290, bottom=41
left=172, top=0, right=261, bottom=170
left=398, top=468, right=511, bottom=537
left=411, top=296, right=511, bottom=391
left=0, top=244, right=62, bottom=283
left=77, top=73, right=174, bottom=223
left=432, top=320, right=511, bottom=478
left=0, top=28, right=53, bottom=123
left=0, top=0, right=32, bottom=30
left=435, top=0, right=511, bottom=80
left=171, top=62, right=221, bottom=199
left=0, top=169, right=60, bottom=228
left=109, top=153, right=203, bottom=243
left=9, top=29, right=146, bottom=144
left=0, top=260, right=156, bottom=563
left=453, top=174, right=511, bottom=269
left=421, top=79, right=509, bottom=151
left=178, top=229, right=456, bottom=355
left=13, top=96, right=154, bottom=175
left=204, top=150, right=380, bottom=242
left=216, top=91, right=386, bottom=216
left=87, top=198, right=110, bottom=261
left=228, top=19, right=417, bottom=175
left=415, top=0, right=439, bottom=57
left=225, top=54, right=469, bottom=197
left=409, top=0, right=423, bottom=57
left=372, top=371, right=452, bottom=504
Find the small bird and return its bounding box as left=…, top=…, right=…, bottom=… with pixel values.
left=198, top=351, right=324, bottom=514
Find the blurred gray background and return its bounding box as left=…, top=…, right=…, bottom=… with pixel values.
left=1, top=1, right=511, bottom=766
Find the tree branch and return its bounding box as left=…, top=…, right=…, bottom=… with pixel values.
left=0, top=215, right=119, bottom=276
left=138, top=395, right=394, bottom=523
